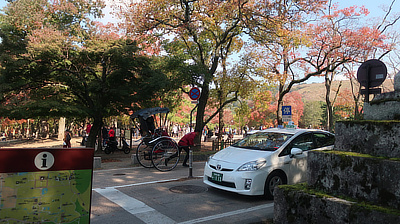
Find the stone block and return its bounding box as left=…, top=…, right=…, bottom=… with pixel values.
left=335, top=121, right=400, bottom=158
left=363, top=91, right=400, bottom=120
left=93, top=157, right=101, bottom=169
left=274, top=185, right=400, bottom=224
left=308, top=151, right=400, bottom=209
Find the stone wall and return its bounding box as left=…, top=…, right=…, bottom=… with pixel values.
left=308, top=151, right=400, bottom=209
left=274, top=186, right=400, bottom=224
left=363, top=91, right=400, bottom=120
left=335, top=121, right=400, bottom=158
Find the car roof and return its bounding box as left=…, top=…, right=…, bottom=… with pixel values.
left=257, top=128, right=331, bottom=135
left=246, top=130, right=260, bottom=134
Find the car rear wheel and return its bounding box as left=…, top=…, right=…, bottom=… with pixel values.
left=264, top=171, right=286, bottom=200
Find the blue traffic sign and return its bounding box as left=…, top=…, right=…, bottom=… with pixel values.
left=282, top=106, right=292, bottom=115
left=189, top=87, right=201, bottom=100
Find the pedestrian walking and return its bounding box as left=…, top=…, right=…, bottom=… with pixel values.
left=173, top=124, right=178, bottom=138
left=63, top=130, right=71, bottom=148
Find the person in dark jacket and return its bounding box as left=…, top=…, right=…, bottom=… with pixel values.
left=102, top=125, right=108, bottom=146
left=63, top=130, right=71, bottom=148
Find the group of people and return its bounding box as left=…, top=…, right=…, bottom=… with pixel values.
left=63, top=124, right=117, bottom=148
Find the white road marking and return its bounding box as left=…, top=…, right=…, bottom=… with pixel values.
left=178, top=204, right=274, bottom=224
left=94, top=188, right=176, bottom=224
left=93, top=176, right=273, bottom=224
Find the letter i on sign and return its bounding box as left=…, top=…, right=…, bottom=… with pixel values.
left=42, top=154, right=47, bottom=168
left=35, top=152, right=55, bottom=170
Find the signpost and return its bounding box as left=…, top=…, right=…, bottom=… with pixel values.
left=189, top=87, right=200, bottom=178
left=0, top=148, right=94, bottom=223
left=282, top=106, right=292, bottom=123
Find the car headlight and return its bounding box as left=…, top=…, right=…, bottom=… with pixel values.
left=237, top=159, right=266, bottom=171
left=207, top=154, right=214, bottom=164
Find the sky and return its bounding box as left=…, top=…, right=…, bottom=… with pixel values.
left=1, top=0, right=398, bottom=22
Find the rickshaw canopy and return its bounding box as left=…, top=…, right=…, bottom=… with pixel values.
left=130, top=107, right=170, bottom=120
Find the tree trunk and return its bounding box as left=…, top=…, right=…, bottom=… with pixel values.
left=218, top=110, right=224, bottom=142
left=276, top=82, right=285, bottom=126
left=87, top=116, right=103, bottom=148
left=58, top=117, right=66, bottom=141
left=194, top=82, right=209, bottom=145
left=325, top=73, right=333, bottom=132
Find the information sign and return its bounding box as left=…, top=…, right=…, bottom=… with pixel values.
left=282, top=116, right=292, bottom=122
left=0, top=148, right=94, bottom=223
left=282, top=106, right=292, bottom=122
left=282, top=106, right=292, bottom=115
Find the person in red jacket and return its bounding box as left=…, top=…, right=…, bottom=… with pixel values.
left=178, top=131, right=200, bottom=167
left=108, top=126, right=115, bottom=141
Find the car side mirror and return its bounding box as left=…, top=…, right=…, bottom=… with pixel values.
left=290, top=148, right=303, bottom=158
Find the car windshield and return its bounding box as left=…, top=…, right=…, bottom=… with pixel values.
left=233, top=132, right=293, bottom=151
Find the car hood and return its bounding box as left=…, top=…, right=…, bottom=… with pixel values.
left=211, top=146, right=274, bottom=165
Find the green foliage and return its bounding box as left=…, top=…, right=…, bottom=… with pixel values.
left=319, top=103, right=342, bottom=132
left=0, top=0, right=176, bottom=121
left=299, top=101, right=324, bottom=129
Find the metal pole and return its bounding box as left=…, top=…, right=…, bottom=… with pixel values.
left=189, top=103, right=198, bottom=178
left=190, top=104, right=198, bottom=132
left=188, top=149, right=193, bottom=178
left=366, top=64, right=371, bottom=103
left=130, top=128, right=133, bottom=149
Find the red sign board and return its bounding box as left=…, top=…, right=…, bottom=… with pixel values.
left=0, top=148, right=94, bottom=223
left=0, top=148, right=94, bottom=173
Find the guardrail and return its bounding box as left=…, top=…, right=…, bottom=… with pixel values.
left=211, top=139, right=236, bottom=151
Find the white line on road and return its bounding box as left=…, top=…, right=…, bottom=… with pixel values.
left=178, top=203, right=274, bottom=224
left=93, top=177, right=273, bottom=224
left=94, top=177, right=202, bottom=190
left=94, top=188, right=176, bottom=224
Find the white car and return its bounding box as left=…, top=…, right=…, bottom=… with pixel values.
left=203, top=128, right=334, bottom=199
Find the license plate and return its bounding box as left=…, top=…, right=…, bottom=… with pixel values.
left=211, top=172, right=223, bottom=182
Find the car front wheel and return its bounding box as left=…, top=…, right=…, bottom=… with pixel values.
left=264, top=171, right=286, bottom=200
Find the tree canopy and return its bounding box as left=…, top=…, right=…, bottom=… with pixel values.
left=0, top=0, right=175, bottom=146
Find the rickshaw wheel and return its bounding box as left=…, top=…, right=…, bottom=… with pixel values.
left=136, top=142, right=154, bottom=168
left=151, top=139, right=180, bottom=172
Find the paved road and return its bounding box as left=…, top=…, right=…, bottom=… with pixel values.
left=91, top=162, right=274, bottom=224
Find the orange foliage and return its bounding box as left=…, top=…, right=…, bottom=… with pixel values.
left=335, top=89, right=354, bottom=119
left=270, top=91, right=304, bottom=126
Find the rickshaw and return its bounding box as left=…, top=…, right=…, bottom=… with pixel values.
left=130, top=107, right=180, bottom=171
